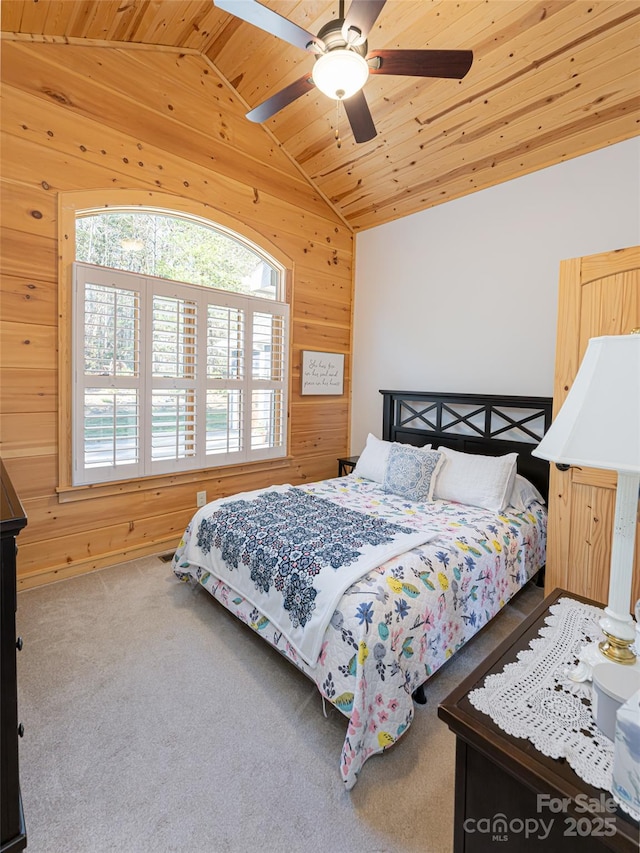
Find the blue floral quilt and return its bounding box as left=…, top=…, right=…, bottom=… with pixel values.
left=175, top=485, right=436, bottom=666
left=174, top=475, right=547, bottom=789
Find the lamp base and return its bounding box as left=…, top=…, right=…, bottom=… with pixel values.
left=599, top=629, right=637, bottom=665
left=568, top=640, right=640, bottom=683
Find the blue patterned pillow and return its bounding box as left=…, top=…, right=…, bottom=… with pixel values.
left=383, top=445, right=444, bottom=502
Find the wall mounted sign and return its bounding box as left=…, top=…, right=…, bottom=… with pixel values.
left=301, top=350, right=344, bottom=395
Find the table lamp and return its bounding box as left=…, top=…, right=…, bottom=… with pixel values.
left=533, top=332, right=640, bottom=680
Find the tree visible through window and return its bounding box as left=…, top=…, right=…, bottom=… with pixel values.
left=76, top=210, right=279, bottom=296
left=72, top=209, right=288, bottom=486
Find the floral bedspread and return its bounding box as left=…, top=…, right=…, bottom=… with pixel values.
left=173, top=474, right=547, bottom=789
left=174, top=485, right=436, bottom=667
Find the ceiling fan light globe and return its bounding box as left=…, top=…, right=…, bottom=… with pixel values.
left=312, top=50, right=369, bottom=100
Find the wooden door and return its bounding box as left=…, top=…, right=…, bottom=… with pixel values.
left=546, top=246, right=640, bottom=607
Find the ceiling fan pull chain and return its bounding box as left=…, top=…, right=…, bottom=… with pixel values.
left=335, top=98, right=342, bottom=149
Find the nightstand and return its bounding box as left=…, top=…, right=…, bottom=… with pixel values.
left=438, top=589, right=639, bottom=853
left=337, top=456, right=359, bottom=476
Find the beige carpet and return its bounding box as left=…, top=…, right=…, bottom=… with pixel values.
left=16, top=555, right=543, bottom=853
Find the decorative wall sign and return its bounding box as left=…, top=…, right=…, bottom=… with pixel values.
left=301, top=350, right=344, bottom=395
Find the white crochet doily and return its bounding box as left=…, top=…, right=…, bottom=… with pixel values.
left=468, top=597, right=614, bottom=791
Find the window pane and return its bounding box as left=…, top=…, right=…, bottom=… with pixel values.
left=207, top=306, right=244, bottom=380
left=84, top=388, right=138, bottom=468
left=251, top=389, right=285, bottom=450
left=152, top=296, right=197, bottom=378
left=73, top=210, right=287, bottom=486
left=151, top=390, right=196, bottom=461
left=76, top=212, right=280, bottom=298
left=206, top=390, right=242, bottom=454
left=253, top=312, right=285, bottom=381
left=84, top=284, right=139, bottom=376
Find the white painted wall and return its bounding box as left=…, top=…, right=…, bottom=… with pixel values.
left=351, top=137, right=640, bottom=453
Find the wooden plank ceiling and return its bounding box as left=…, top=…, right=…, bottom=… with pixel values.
left=2, top=0, right=638, bottom=231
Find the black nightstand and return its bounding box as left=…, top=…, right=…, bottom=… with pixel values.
left=337, top=456, right=359, bottom=476
left=438, top=589, right=638, bottom=853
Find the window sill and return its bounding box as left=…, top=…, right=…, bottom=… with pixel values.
left=56, top=457, right=293, bottom=503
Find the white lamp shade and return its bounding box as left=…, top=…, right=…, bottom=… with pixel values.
left=533, top=334, right=640, bottom=473
left=312, top=50, right=369, bottom=100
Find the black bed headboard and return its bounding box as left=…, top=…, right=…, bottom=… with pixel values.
left=380, top=390, right=553, bottom=500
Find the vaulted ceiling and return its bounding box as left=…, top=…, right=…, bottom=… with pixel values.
left=2, top=1, right=638, bottom=230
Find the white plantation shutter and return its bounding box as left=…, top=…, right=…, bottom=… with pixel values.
left=148, top=284, right=198, bottom=475
left=73, top=262, right=288, bottom=485
left=73, top=265, right=144, bottom=484
left=204, top=300, right=245, bottom=464
left=250, top=309, right=287, bottom=456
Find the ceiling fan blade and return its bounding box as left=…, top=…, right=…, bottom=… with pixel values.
left=368, top=49, right=473, bottom=79
left=343, top=0, right=387, bottom=40
left=343, top=90, right=377, bottom=143
left=214, top=0, right=316, bottom=51
left=246, top=74, right=315, bottom=123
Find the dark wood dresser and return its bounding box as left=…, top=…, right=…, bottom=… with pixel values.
left=1, top=460, right=27, bottom=853
left=438, top=589, right=639, bottom=853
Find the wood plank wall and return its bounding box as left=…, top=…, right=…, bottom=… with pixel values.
left=0, top=38, right=354, bottom=590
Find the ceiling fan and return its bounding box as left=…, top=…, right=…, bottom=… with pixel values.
left=214, top=0, right=473, bottom=143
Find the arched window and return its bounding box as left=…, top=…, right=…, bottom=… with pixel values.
left=71, top=208, right=288, bottom=486
left=75, top=209, right=282, bottom=299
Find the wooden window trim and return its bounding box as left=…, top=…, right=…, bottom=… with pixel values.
left=58, top=188, right=294, bottom=500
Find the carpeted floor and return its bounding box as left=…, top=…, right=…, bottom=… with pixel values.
left=16, top=555, right=543, bottom=853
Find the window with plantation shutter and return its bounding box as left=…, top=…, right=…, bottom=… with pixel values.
left=148, top=286, right=198, bottom=474
left=74, top=266, right=143, bottom=483
left=73, top=254, right=288, bottom=486
left=251, top=311, right=287, bottom=453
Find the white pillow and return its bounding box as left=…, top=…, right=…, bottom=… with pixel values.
left=508, top=474, right=545, bottom=511
left=353, top=434, right=392, bottom=483
left=383, top=446, right=444, bottom=502
left=433, top=447, right=518, bottom=512
left=353, top=435, right=431, bottom=484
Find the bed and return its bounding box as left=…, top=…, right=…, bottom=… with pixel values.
left=173, top=391, right=552, bottom=789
